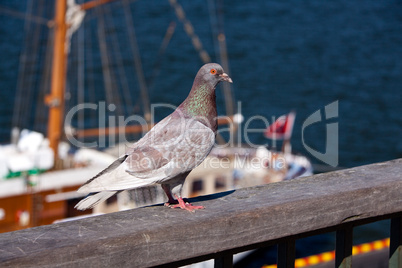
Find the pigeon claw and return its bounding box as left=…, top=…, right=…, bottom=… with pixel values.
left=166, top=196, right=204, bottom=212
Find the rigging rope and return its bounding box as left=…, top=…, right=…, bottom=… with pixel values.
left=169, top=0, right=211, bottom=64
left=100, top=6, right=124, bottom=116
left=77, top=9, right=85, bottom=131
left=0, top=5, right=50, bottom=26
left=207, top=0, right=235, bottom=116
left=13, top=0, right=46, bottom=132
left=148, top=21, right=176, bottom=93
left=122, top=0, right=151, bottom=122
left=12, top=0, right=35, bottom=129
left=96, top=5, right=116, bottom=110
left=35, top=23, right=54, bottom=134
left=104, top=3, right=132, bottom=116
left=29, top=0, right=47, bottom=132
left=86, top=20, right=96, bottom=124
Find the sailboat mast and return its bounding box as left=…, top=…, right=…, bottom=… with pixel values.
left=45, top=0, right=68, bottom=164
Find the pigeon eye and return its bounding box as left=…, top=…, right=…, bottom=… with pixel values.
left=210, top=69, right=217, bottom=74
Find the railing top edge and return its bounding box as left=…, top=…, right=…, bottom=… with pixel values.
left=0, top=158, right=401, bottom=267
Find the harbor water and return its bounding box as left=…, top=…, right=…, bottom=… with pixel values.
left=0, top=0, right=401, bottom=266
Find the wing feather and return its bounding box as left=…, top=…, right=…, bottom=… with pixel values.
left=78, top=117, right=215, bottom=193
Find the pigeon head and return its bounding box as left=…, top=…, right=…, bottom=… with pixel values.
left=187, top=63, right=233, bottom=101
left=176, top=63, right=232, bottom=132
left=195, top=63, right=233, bottom=89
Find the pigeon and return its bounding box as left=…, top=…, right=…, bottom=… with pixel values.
left=75, top=63, right=232, bottom=212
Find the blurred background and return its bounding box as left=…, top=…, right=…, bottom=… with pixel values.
left=0, top=0, right=401, bottom=267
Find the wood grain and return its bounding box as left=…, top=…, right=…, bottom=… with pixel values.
left=0, top=158, right=401, bottom=267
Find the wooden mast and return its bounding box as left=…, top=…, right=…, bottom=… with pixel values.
left=46, top=0, right=225, bottom=163
left=45, top=0, right=118, bottom=166
left=45, top=0, right=68, bottom=163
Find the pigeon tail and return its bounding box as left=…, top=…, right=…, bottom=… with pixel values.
left=75, top=191, right=118, bottom=211
left=78, top=155, right=128, bottom=192
left=77, top=162, right=159, bottom=193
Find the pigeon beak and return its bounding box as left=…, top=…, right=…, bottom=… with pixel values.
left=220, top=73, right=233, bottom=83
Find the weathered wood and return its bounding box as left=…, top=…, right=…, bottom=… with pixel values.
left=0, top=159, right=401, bottom=267
left=277, top=239, right=295, bottom=268
left=335, top=226, right=353, bottom=268
left=390, top=216, right=402, bottom=267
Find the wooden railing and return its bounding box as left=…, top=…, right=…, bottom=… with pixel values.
left=0, top=159, right=401, bottom=267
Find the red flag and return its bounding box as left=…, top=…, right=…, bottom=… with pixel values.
left=264, top=111, right=295, bottom=140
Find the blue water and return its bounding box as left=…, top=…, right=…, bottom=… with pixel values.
left=1, top=0, right=401, bottom=266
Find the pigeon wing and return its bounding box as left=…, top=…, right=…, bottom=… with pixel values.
left=77, top=116, right=176, bottom=193
left=78, top=117, right=215, bottom=192
left=125, top=116, right=216, bottom=180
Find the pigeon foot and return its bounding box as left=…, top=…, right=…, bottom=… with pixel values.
left=166, top=196, right=204, bottom=212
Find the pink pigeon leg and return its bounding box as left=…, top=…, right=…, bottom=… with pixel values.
left=161, top=184, right=204, bottom=211
left=169, top=195, right=204, bottom=212
left=162, top=184, right=178, bottom=207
